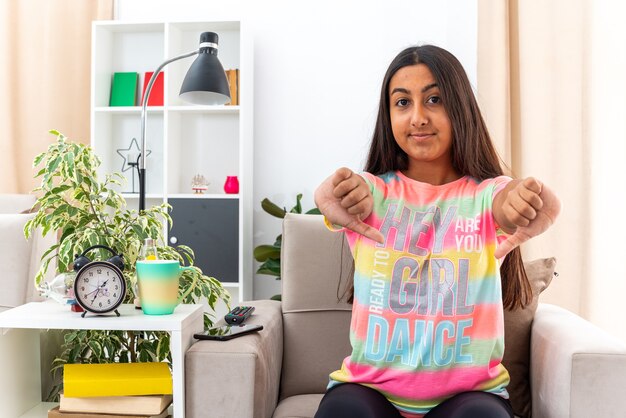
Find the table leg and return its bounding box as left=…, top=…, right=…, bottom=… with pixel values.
left=170, top=311, right=204, bottom=417
left=0, top=328, right=41, bottom=416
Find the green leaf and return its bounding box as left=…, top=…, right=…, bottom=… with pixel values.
left=51, top=185, right=72, bottom=195
left=157, top=335, right=170, bottom=361
left=139, top=349, right=151, bottom=363
left=289, top=193, right=303, bottom=214
left=64, top=332, right=77, bottom=344
left=65, top=151, right=76, bottom=179
left=131, top=223, right=147, bottom=240
left=46, top=156, right=62, bottom=177
left=33, top=152, right=46, bottom=167
left=261, top=198, right=287, bottom=218
left=34, top=167, right=47, bottom=178
left=257, top=257, right=281, bottom=276
left=273, top=235, right=282, bottom=247
left=88, top=340, right=102, bottom=358
left=253, top=244, right=280, bottom=262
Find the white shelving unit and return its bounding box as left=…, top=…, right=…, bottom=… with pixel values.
left=0, top=302, right=203, bottom=418
left=91, top=20, right=253, bottom=304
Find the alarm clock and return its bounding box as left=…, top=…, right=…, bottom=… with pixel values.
left=72, top=245, right=126, bottom=318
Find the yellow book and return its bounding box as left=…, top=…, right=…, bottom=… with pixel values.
left=63, top=363, right=172, bottom=397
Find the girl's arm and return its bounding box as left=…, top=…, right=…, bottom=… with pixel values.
left=314, top=167, right=384, bottom=243
left=492, top=177, right=561, bottom=258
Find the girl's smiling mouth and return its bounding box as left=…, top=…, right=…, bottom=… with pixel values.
left=410, top=132, right=434, bottom=141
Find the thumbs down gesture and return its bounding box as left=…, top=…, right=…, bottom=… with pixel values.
left=494, top=177, right=561, bottom=259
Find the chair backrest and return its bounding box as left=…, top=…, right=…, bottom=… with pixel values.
left=279, top=214, right=353, bottom=399
left=0, top=195, right=56, bottom=311
left=0, top=194, right=36, bottom=214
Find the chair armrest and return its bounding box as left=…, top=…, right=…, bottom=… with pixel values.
left=185, top=300, right=283, bottom=418
left=531, top=303, right=626, bottom=418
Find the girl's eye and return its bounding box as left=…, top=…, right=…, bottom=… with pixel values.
left=427, top=95, right=441, bottom=104
left=396, top=98, right=409, bottom=107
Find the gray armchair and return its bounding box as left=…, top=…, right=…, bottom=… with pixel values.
left=185, top=213, right=626, bottom=418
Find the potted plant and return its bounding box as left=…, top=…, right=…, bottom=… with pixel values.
left=25, top=130, right=230, bottom=400
left=253, top=194, right=320, bottom=300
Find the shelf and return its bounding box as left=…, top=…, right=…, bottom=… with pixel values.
left=121, top=193, right=164, bottom=199
left=121, top=193, right=239, bottom=200
left=169, top=105, right=240, bottom=114
left=169, top=193, right=239, bottom=199
left=95, top=106, right=164, bottom=114
left=0, top=302, right=203, bottom=331
left=19, top=402, right=57, bottom=418
left=0, top=302, right=202, bottom=418
left=222, top=282, right=240, bottom=288
left=94, top=106, right=239, bottom=114
left=92, top=19, right=252, bottom=302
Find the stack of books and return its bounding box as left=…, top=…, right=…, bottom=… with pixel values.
left=48, top=363, right=173, bottom=418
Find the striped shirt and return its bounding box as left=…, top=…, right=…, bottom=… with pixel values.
left=328, top=171, right=512, bottom=417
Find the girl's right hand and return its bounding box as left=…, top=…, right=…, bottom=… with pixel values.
left=314, top=168, right=384, bottom=243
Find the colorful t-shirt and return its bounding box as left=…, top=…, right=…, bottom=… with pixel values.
left=327, top=171, right=513, bottom=418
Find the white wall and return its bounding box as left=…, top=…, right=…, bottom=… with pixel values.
left=115, top=0, right=478, bottom=299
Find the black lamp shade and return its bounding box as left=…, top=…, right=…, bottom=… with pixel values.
left=179, top=32, right=231, bottom=105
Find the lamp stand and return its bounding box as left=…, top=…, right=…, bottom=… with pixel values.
left=139, top=50, right=199, bottom=211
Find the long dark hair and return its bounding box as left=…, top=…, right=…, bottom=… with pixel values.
left=355, top=45, right=531, bottom=310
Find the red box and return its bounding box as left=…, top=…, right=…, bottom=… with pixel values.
left=141, top=71, right=164, bottom=106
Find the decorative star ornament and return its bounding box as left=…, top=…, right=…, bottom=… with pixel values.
left=116, top=138, right=151, bottom=172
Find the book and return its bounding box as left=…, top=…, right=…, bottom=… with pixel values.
left=110, top=72, right=138, bottom=106
left=48, top=406, right=170, bottom=418
left=63, top=362, right=172, bottom=397
left=141, top=71, right=164, bottom=106
left=60, top=393, right=172, bottom=415
left=225, top=68, right=239, bottom=105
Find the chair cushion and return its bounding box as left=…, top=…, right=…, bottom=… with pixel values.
left=272, top=394, right=324, bottom=418
left=280, top=311, right=352, bottom=399
left=502, top=257, right=557, bottom=418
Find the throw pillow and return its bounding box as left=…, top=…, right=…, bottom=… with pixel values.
left=502, top=257, right=557, bottom=418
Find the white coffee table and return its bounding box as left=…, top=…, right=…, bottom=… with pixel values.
left=0, top=301, right=203, bottom=417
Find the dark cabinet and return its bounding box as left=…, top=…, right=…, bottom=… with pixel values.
left=168, top=198, right=239, bottom=283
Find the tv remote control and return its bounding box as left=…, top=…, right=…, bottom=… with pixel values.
left=225, top=305, right=255, bottom=325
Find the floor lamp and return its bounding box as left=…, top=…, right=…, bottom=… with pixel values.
left=139, top=31, right=231, bottom=211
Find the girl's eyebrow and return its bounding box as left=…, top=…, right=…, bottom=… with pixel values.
left=390, top=87, right=410, bottom=95
left=421, top=83, right=438, bottom=93
left=390, top=83, right=439, bottom=96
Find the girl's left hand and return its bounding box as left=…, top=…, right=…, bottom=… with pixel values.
left=494, top=177, right=561, bottom=259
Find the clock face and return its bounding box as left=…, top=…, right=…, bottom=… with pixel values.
left=74, top=261, right=126, bottom=314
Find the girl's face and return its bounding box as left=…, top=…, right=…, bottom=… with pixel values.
left=389, top=64, right=454, bottom=181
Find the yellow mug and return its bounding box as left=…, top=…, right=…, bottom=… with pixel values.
left=136, top=260, right=194, bottom=315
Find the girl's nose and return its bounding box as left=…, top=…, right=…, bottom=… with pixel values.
left=410, top=104, right=428, bottom=127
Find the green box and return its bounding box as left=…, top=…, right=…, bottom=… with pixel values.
left=109, top=72, right=138, bottom=106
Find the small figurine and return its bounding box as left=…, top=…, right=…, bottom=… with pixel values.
left=191, top=174, right=209, bottom=194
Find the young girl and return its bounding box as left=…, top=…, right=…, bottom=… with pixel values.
left=313, top=45, right=560, bottom=418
